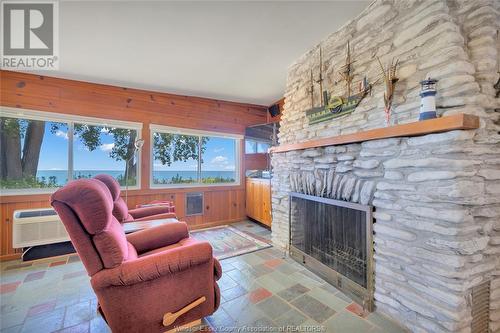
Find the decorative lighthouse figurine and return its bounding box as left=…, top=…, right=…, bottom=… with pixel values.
left=419, top=78, right=438, bottom=121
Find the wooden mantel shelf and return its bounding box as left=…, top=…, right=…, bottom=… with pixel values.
left=270, top=114, right=479, bottom=153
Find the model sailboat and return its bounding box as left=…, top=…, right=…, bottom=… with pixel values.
left=306, top=41, right=371, bottom=125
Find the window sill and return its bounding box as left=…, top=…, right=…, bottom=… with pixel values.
left=0, top=188, right=59, bottom=196
left=149, top=182, right=241, bottom=190
left=1, top=185, right=141, bottom=196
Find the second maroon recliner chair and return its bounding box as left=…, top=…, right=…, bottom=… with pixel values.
left=51, top=179, right=222, bottom=333
left=94, top=174, right=176, bottom=223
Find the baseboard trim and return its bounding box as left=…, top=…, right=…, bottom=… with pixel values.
left=188, top=218, right=244, bottom=231
left=0, top=253, right=22, bottom=262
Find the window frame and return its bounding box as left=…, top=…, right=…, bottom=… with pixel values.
left=149, top=124, right=242, bottom=189
left=1, top=106, right=143, bottom=195
left=245, top=137, right=272, bottom=155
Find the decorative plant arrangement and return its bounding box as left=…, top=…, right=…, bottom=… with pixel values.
left=376, top=57, right=399, bottom=126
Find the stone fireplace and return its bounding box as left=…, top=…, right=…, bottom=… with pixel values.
left=270, top=0, right=500, bottom=332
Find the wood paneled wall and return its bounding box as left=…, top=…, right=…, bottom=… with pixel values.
left=0, top=70, right=268, bottom=260
left=244, top=153, right=269, bottom=171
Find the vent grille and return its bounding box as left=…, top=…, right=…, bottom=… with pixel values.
left=471, top=280, right=490, bottom=333
left=186, top=192, right=203, bottom=216
left=18, top=209, right=57, bottom=218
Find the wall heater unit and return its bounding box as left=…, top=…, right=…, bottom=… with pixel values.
left=13, top=208, right=69, bottom=248
left=186, top=192, right=203, bottom=216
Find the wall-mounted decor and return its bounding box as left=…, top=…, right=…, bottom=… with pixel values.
left=315, top=47, right=325, bottom=107
left=377, top=57, right=399, bottom=126
left=306, top=42, right=371, bottom=125
left=495, top=78, right=500, bottom=98
left=419, top=78, right=438, bottom=121
left=495, top=30, right=500, bottom=97
left=308, top=69, right=315, bottom=108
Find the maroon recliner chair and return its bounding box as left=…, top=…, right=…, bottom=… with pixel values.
left=94, top=174, right=176, bottom=223
left=51, top=179, right=222, bottom=333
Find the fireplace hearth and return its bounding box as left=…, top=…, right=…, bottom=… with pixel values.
left=289, top=192, right=374, bottom=311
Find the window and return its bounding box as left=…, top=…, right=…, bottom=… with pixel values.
left=257, top=142, right=270, bottom=153
left=245, top=139, right=270, bottom=154
left=201, top=136, right=237, bottom=184
left=151, top=125, right=241, bottom=187
left=0, top=117, right=68, bottom=189
left=152, top=133, right=200, bottom=185
left=0, top=107, right=142, bottom=193
left=72, top=123, right=139, bottom=186
left=245, top=140, right=257, bottom=154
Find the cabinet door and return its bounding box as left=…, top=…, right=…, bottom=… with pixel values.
left=246, top=179, right=255, bottom=218
left=255, top=181, right=263, bottom=222
left=262, top=181, right=272, bottom=226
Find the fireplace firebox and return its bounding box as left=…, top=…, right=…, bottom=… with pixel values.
left=289, top=192, right=374, bottom=311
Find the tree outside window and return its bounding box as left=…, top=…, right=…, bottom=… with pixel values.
left=0, top=115, right=140, bottom=190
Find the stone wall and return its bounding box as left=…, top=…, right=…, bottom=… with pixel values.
left=271, top=0, right=500, bottom=332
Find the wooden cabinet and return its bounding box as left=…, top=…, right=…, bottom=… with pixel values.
left=246, top=178, right=272, bottom=227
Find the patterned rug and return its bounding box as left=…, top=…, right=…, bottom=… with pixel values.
left=191, top=225, right=272, bottom=260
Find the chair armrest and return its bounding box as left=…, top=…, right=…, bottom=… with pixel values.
left=91, top=240, right=213, bottom=288
left=214, top=258, right=222, bottom=281
left=131, top=212, right=177, bottom=222
left=129, top=205, right=172, bottom=219
left=126, top=222, right=189, bottom=254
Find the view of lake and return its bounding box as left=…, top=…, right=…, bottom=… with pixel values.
left=36, top=170, right=236, bottom=185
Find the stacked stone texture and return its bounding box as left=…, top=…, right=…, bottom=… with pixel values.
left=271, top=0, right=500, bottom=332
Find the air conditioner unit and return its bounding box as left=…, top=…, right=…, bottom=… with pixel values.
left=13, top=208, right=69, bottom=248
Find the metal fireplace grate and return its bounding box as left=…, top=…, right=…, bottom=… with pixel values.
left=289, top=192, right=374, bottom=311
left=471, top=280, right=490, bottom=333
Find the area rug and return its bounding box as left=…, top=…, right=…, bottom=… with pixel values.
left=191, top=225, right=272, bottom=260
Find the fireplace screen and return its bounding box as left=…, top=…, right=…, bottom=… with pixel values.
left=289, top=192, right=373, bottom=310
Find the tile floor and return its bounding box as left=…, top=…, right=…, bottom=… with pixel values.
left=0, top=221, right=406, bottom=333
